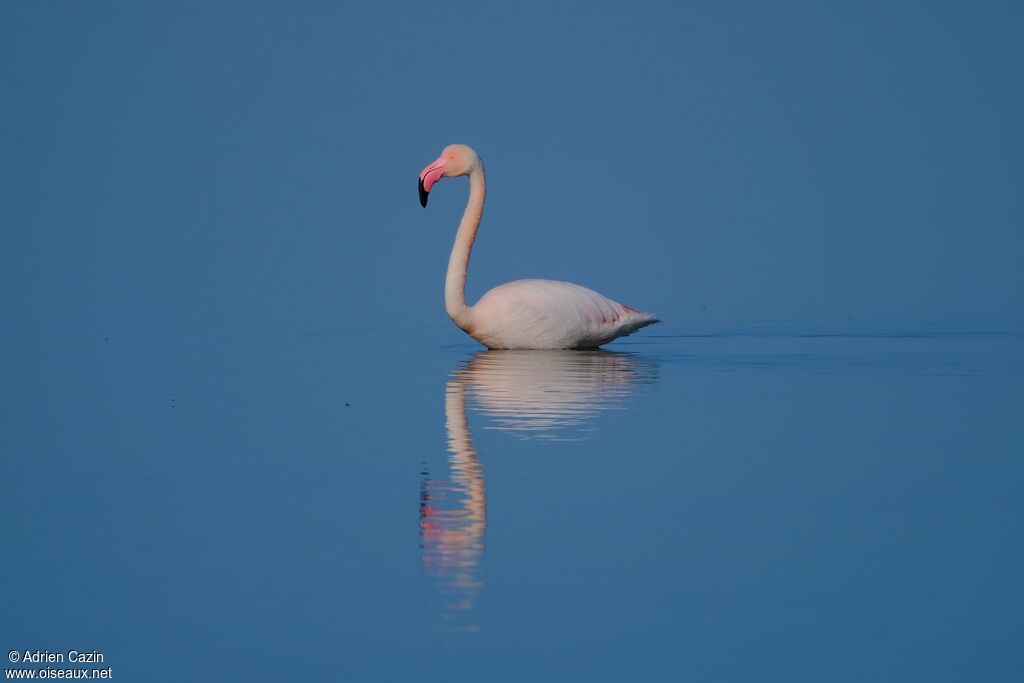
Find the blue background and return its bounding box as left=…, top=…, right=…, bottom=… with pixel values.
left=3, top=1, right=1022, bottom=331
left=3, top=2, right=1023, bottom=681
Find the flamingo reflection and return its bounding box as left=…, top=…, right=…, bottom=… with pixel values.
left=420, top=350, right=657, bottom=626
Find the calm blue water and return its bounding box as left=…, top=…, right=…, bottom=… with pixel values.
left=4, top=317, right=1022, bottom=681
left=4, top=3, right=1024, bottom=680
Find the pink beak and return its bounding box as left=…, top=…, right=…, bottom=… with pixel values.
left=418, top=155, right=449, bottom=207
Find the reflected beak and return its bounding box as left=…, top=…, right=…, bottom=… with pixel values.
left=418, top=155, right=449, bottom=208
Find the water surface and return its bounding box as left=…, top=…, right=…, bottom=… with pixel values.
left=3, top=318, right=1023, bottom=681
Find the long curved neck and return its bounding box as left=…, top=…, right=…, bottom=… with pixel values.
left=445, top=165, right=485, bottom=326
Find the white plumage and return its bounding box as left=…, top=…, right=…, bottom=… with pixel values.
left=419, top=144, right=658, bottom=350
left=465, top=279, right=657, bottom=350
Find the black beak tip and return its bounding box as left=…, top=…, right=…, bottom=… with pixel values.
left=418, top=178, right=429, bottom=208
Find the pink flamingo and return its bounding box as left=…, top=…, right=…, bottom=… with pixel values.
left=419, top=144, right=658, bottom=349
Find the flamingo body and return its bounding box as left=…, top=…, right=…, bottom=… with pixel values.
left=419, top=144, right=658, bottom=350
left=465, top=279, right=657, bottom=350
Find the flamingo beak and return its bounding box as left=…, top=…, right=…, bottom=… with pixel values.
left=418, top=156, right=449, bottom=208
left=418, top=177, right=429, bottom=208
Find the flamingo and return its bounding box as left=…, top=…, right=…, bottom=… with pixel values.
left=418, top=144, right=659, bottom=350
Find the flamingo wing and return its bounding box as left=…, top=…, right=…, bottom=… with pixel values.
left=466, top=279, right=658, bottom=349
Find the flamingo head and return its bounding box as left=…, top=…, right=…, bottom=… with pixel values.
left=419, top=144, right=480, bottom=208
